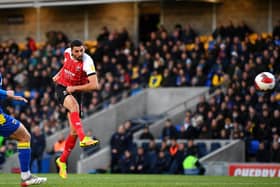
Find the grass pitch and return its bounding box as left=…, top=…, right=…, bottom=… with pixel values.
left=0, top=173, right=279, bottom=187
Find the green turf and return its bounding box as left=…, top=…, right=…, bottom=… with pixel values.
left=0, top=173, right=279, bottom=187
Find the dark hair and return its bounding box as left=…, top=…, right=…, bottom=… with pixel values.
left=70, top=40, right=83, bottom=49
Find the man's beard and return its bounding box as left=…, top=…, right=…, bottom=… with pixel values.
left=73, top=55, right=83, bottom=61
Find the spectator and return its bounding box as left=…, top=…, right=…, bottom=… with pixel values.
left=183, top=154, right=205, bottom=175
left=56, top=31, right=69, bottom=46
left=155, top=150, right=170, bottom=174
left=158, top=140, right=168, bottom=153
left=123, top=120, right=133, bottom=149
left=212, top=23, right=226, bottom=39
left=26, top=36, right=37, bottom=52
left=110, top=125, right=127, bottom=173
left=148, top=70, right=162, bottom=88
left=30, top=126, right=46, bottom=173
left=253, top=120, right=271, bottom=142
left=270, top=141, right=280, bottom=162
left=97, top=26, right=110, bottom=43
left=139, top=126, right=154, bottom=140
left=273, top=20, right=280, bottom=39
left=119, top=150, right=135, bottom=173
left=45, top=31, right=68, bottom=47
left=53, top=133, right=66, bottom=158
left=169, top=139, right=179, bottom=157
left=8, top=39, right=19, bottom=55
left=236, top=20, right=253, bottom=40
left=211, top=68, right=225, bottom=87
left=183, top=24, right=197, bottom=44
left=0, top=135, right=4, bottom=147
left=186, top=139, right=198, bottom=156
left=161, top=119, right=178, bottom=141
left=5, top=141, right=16, bottom=158
left=134, top=147, right=148, bottom=173
left=182, top=116, right=197, bottom=140
left=170, top=143, right=186, bottom=174
left=0, top=145, right=6, bottom=166
left=146, top=139, right=158, bottom=173
left=256, top=141, right=270, bottom=162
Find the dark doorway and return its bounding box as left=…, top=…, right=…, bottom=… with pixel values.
left=139, top=14, right=160, bottom=42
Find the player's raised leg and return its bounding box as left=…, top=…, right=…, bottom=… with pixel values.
left=9, top=123, right=47, bottom=186
left=63, top=95, right=99, bottom=147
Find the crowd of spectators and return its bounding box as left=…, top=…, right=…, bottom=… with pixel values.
left=0, top=19, right=280, bottom=170
left=110, top=118, right=207, bottom=174
left=109, top=20, right=280, bottom=173
left=110, top=88, right=280, bottom=173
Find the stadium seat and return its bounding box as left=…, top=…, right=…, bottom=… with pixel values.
left=199, top=35, right=208, bottom=43
left=249, top=33, right=258, bottom=44
left=186, top=43, right=195, bottom=51
left=130, top=123, right=145, bottom=133
left=248, top=140, right=259, bottom=155
left=196, top=142, right=208, bottom=158
left=210, top=142, right=221, bottom=152
left=18, top=42, right=26, bottom=50
left=203, top=42, right=209, bottom=51
left=36, top=42, right=46, bottom=49
left=261, top=32, right=272, bottom=39
left=84, top=40, right=98, bottom=48
left=41, top=154, right=51, bottom=173
left=175, top=124, right=181, bottom=132
left=141, top=114, right=164, bottom=124
left=130, top=114, right=164, bottom=129
left=207, top=35, right=214, bottom=42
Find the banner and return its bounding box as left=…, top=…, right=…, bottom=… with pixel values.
left=228, top=163, right=280, bottom=177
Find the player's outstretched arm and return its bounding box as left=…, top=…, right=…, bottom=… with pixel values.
left=1, top=90, right=28, bottom=103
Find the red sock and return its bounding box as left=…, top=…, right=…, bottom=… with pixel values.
left=60, top=135, right=77, bottom=163
left=69, top=112, right=85, bottom=141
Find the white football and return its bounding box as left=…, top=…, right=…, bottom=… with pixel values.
left=254, top=72, right=276, bottom=91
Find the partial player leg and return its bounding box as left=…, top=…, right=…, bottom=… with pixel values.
left=63, top=95, right=99, bottom=147
left=10, top=123, right=47, bottom=186
left=21, top=175, right=47, bottom=187
left=56, top=129, right=77, bottom=179
left=56, top=157, right=67, bottom=179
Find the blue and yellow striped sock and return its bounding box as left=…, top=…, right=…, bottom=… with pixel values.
left=17, top=142, right=31, bottom=172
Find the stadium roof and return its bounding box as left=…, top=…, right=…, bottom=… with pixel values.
left=0, top=0, right=222, bottom=9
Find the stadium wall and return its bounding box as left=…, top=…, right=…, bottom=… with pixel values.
left=200, top=140, right=245, bottom=163
left=77, top=87, right=209, bottom=173
left=77, top=139, right=236, bottom=174
left=45, top=87, right=208, bottom=173
left=201, top=140, right=245, bottom=176
left=0, top=0, right=279, bottom=42
left=134, top=89, right=208, bottom=139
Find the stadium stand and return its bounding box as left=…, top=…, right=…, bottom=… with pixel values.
left=104, top=21, right=280, bottom=174
left=1, top=14, right=280, bottom=175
